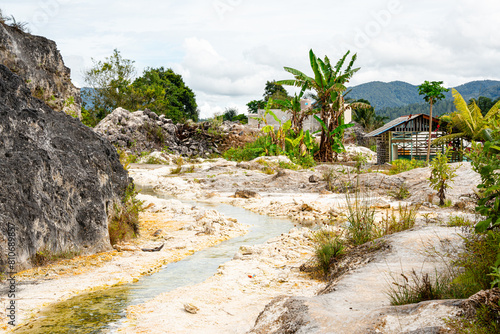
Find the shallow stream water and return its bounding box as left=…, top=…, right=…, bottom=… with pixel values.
left=15, top=189, right=294, bottom=333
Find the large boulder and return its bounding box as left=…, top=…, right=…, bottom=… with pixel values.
left=0, top=65, right=130, bottom=272
left=0, top=22, right=82, bottom=118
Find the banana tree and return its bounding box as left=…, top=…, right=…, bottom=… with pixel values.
left=254, top=98, right=291, bottom=152
left=314, top=115, right=353, bottom=159
left=274, top=86, right=314, bottom=134
left=278, top=49, right=359, bottom=162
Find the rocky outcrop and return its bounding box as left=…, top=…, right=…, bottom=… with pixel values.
left=248, top=226, right=464, bottom=334
left=0, top=22, right=81, bottom=117
left=0, top=65, right=130, bottom=272
left=94, top=107, right=229, bottom=157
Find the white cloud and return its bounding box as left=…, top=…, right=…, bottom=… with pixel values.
left=3, top=0, right=500, bottom=118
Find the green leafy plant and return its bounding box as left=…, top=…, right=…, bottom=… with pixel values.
left=428, top=147, right=459, bottom=206
left=447, top=215, right=473, bottom=227
left=469, top=138, right=500, bottom=233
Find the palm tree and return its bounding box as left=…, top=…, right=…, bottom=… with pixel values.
left=433, top=88, right=500, bottom=145
left=278, top=50, right=359, bottom=162
left=417, top=80, right=449, bottom=163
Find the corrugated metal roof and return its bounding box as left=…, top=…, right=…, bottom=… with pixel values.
left=366, top=114, right=422, bottom=137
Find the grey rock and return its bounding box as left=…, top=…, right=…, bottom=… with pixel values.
left=0, top=23, right=81, bottom=118
left=0, top=65, right=130, bottom=273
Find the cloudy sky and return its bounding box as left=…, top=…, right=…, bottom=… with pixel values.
left=3, top=0, right=500, bottom=118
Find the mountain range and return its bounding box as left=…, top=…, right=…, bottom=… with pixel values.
left=346, top=80, right=500, bottom=110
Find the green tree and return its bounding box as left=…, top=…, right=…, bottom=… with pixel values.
left=247, top=100, right=265, bottom=114
left=263, top=80, right=290, bottom=102
left=417, top=80, right=449, bottom=163
left=278, top=50, right=360, bottom=162
left=351, top=99, right=387, bottom=132
left=232, top=113, right=248, bottom=124
left=83, top=49, right=136, bottom=126
left=223, top=107, right=238, bottom=121
left=129, top=67, right=198, bottom=122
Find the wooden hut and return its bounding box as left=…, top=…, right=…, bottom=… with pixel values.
left=366, top=114, right=456, bottom=165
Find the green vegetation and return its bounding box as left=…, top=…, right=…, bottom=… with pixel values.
left=350, top=99, right=387, bottom=132
left=468, top=130, right=500, bottom=233
left=313, top=230, right=344, bottom=277
left=278, top=49, right=359, bottom=162
left=108, top=183, right=143, bottom=246
left=447, top=215, right=473, bottom=227
left=345, top=191, right=377, bottom=246
left=380, top=204, right=420, bottom=235
left=225, top=98, right=318, bottom=168
left=388, top=182, right=410, bottom=200
left=82, top=50, right=197, bottom=127
left=222, top=107, right=248, bottom=124
left=434, top=89, right=500, bottom=146
left=417, top=80, right=449, bottom=162
left=428, top=148, right=459, bottom=206
left=31, top=248, right=81, bottom=267
left=388, top=159, right=427, bottom=175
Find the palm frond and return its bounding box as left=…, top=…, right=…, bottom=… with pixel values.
left=431, top=132, right=466, bottom=146
left=309, top=50, right=325, bottom=89
left=333, top=51, right=349, bottom=76
left=345, top=53, right=358, bottom=73
left=484, top=98, right=500, bottom=120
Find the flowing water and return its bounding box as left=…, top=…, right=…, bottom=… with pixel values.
left=15, top=190, right=294, bottom=333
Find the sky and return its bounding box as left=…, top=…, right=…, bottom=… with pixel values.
left=3, top=0, right=500, bottom=119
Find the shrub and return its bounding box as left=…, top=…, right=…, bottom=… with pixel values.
left=446, top=305, right=500, bottom=334
left=468, top=140, right=500, bottom=233
left=452, top=230, right=500, bottom=296
left=428, top=147, right=459, bottom=206
left=108, top=183, right=143, bottom=245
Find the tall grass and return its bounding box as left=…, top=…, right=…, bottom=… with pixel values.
left=345, top=190, right=377, bottom=246
left=313, top=230, right=345, bottom=278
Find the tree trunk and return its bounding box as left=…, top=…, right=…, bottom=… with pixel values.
left=426, top=101, right=433, bottom=164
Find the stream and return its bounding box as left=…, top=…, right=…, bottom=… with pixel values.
left=15, top=189, right=294, bottom=333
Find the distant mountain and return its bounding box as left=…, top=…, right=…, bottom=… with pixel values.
left=346, top=80, right=500, bottom=111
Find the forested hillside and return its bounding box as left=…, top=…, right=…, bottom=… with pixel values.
left=346, top=80, right=500, bottom=120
